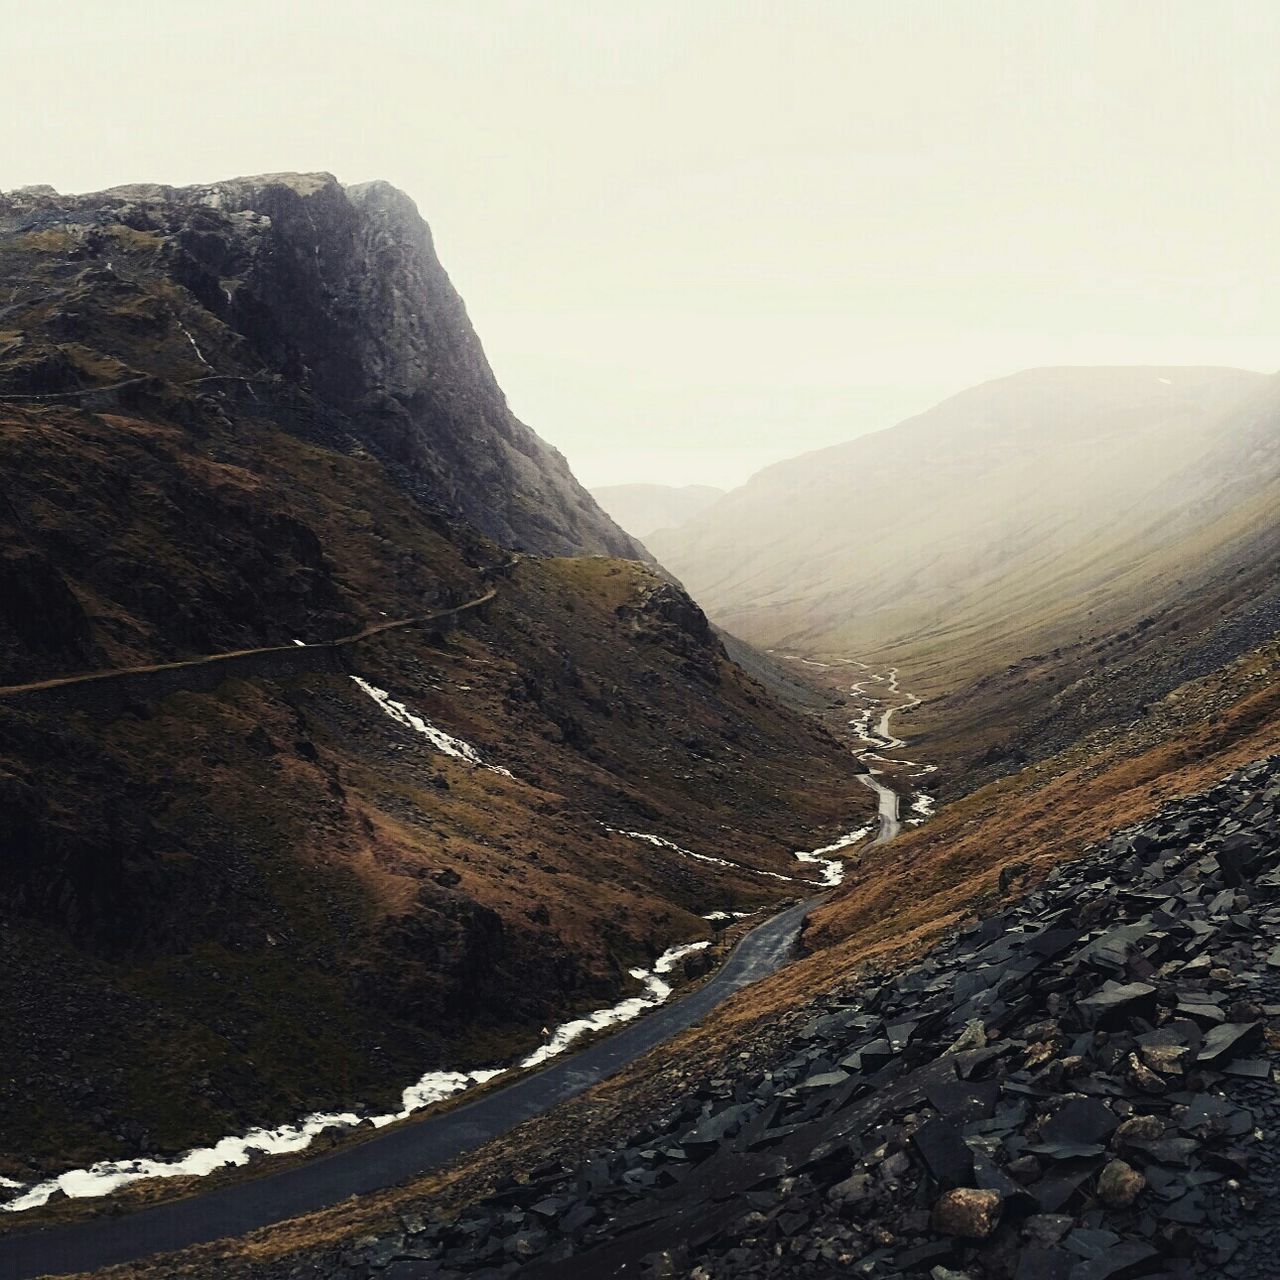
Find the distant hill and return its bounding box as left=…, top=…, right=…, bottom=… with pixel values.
left=650, top=365, right=1280, bottom=778
left=591, top=483, right=725, bottom=539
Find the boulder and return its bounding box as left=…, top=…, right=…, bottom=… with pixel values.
left=932, top=1188, right=1002, bottom=1239
left=1096, top=1160, right=1145, bottom=1209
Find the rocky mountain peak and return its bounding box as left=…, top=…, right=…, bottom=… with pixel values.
left=0, top=172, right=638, bottom=558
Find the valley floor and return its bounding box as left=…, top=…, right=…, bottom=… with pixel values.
left=0, top=663, right=921, bottom=1277
left=13, top=641, right=1280, bottom=1279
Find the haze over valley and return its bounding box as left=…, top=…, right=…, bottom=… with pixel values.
left=3, top=6, right=1280, bottom=1280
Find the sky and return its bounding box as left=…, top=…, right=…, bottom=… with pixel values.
left=4, top=1, right=1279, bottom=488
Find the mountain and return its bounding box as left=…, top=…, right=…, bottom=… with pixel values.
left=0, top=174, right=640, bottom=565
left=649, top=366, right=1280, bottom=778
left=590, top=483, right=725, bottom=539
left=0, top=174, right=869, bottom=1183
left=7, top=184, right=1280, bottom=1280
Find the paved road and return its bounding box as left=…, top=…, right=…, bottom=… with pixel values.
left=0, top=589, right=499, bottom=700
left=0, top=372, right=276, bottom=403
left=848, top=660, right=925, bottom=846
left=0, top=897, right=818, bottom=1280
left=858, top=771, right=901, bottom=845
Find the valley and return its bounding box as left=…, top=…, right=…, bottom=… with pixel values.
left=0, top=174, right=876, bottom=1224
left=649, top=367, right=1280, bottom=789
left=1, top=171, right=1278, bottom=1280
left=31, top=626, right=1280, bottom=1280
left=0, top=646, right=930, bottom=1279
left=774, top=655, right=936, bottom=850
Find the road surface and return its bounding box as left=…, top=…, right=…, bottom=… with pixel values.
left=858, top=771, right=901, bottom=845
left=0, top=589, right=499, bottom=700
left=0, top=898, right=818, bottom=1280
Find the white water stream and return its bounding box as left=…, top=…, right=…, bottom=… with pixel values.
left=0, top=662, right=924, bottom=1213
left=352, top=677, right=514, bottom=777
left=0, top=938, right=710, bottom=1213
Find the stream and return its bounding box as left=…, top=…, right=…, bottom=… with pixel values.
left=0, top=665, right=917, bottom=1216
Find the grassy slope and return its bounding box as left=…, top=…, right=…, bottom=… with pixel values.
left=651, top=368, right=1262, bottom=650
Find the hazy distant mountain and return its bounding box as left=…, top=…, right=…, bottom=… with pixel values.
left=648, top=366, right=1275, bottom=694
left=591, top=483, right=725, bottom=539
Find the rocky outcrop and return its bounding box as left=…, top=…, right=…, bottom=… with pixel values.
left=0, top=174, right=641, bottom=559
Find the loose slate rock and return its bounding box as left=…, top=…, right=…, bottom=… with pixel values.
left=1075, top=982, right=1158, bottom=1030
left=911, top=1117, right=976, bottom=1190
left=1014, top=1248, right=1074, bottom=1280
left=1039, top=1097, right=1119, bottom=1147
left=926, top=1075, right=1001, bottom=1124
left=1197, top=1020, right=1262, bottom=1066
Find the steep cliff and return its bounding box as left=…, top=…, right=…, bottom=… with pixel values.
left=0, top=172, right=639, bottom=561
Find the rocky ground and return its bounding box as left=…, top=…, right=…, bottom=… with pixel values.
left=298, top=752, right=1280, bottom=1279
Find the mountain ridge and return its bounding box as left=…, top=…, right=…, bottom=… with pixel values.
left=736, top=364, right=1265, bottom=483
left=1, top=171, right=641, bottom=561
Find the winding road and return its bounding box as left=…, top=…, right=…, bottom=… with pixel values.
left=0, top=587, right=501, bottom=700
left=0, top=899, right=816, bottom=1280
left=0, top=645, right=923, bottom=1279
left=858, top=771, right=901, bottom=845
left=848, top=664, right=926, bottom=847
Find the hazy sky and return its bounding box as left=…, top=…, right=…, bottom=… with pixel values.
left=5, top=1, right=1279, bottom=487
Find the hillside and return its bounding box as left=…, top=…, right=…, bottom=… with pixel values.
left=0, top=175, right=870, bottom=1190
left=590, top=483, right=725, bottom=540
left=650, top=366, right=1280, bottom=778
left=84, top=617, right=1280, bottom=1280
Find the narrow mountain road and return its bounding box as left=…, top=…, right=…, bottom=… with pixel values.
left=0, top=371, right=275, bottom=403
left=841, top=661, right=926, bottom=847
left=0, top=587, right=500, bottom=700
left=0, top=899, right=818, bottom=1280
left=858, top=771, right=901, bottom=845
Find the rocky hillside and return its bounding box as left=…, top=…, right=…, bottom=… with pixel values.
left=0, top=175, right=870, bottom=1185
left=0, top=174, right=639, bottom=570
left=257, top=754, right=1280, bottom=1280
left=590, top=483, right=726, bottom=540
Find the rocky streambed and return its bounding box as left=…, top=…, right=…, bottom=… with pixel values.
left=314, top=753, right=1280, bottom=1280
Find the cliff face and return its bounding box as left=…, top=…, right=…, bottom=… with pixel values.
left=0, top=172, right=638, bottom=559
